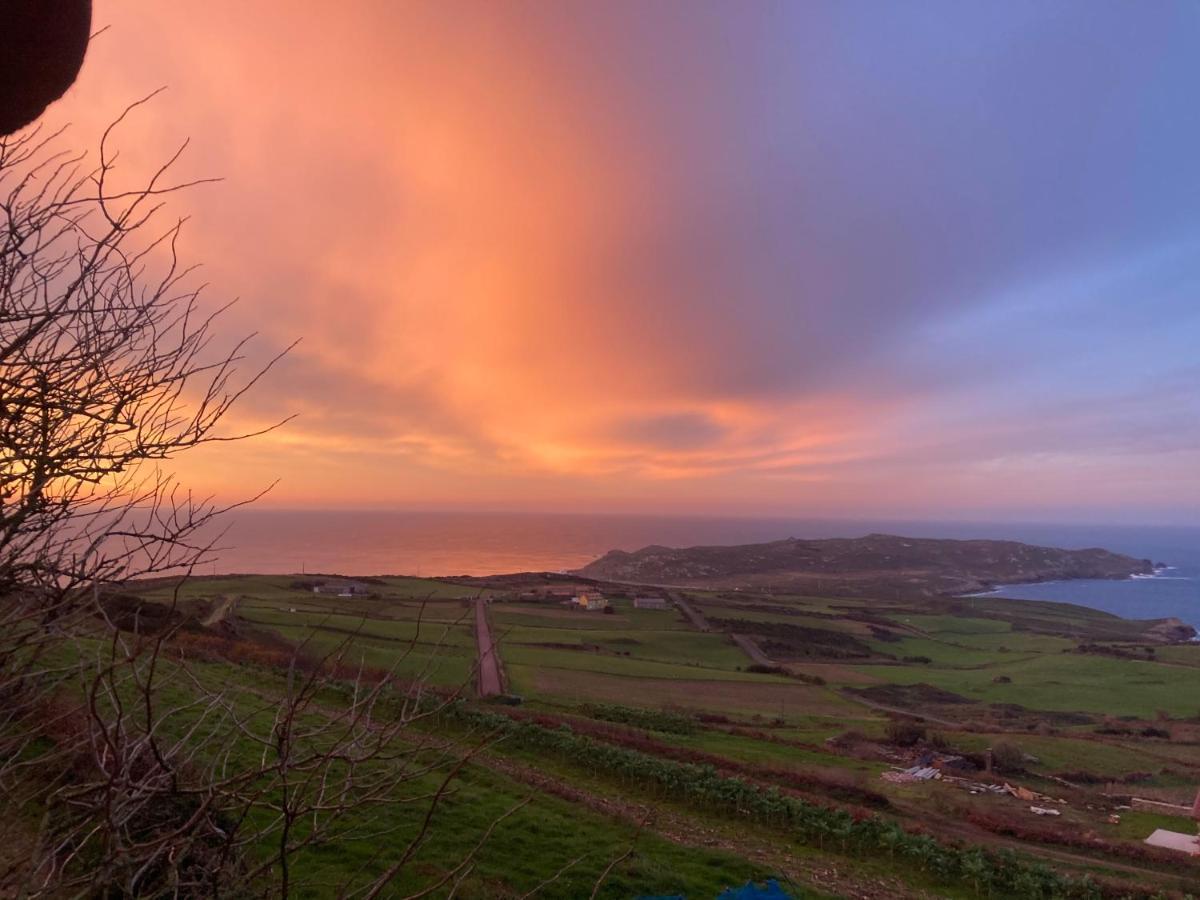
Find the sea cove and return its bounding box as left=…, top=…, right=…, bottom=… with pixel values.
left=987, top=565, right=1200, bottom=631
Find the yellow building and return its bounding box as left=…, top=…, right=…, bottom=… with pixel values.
left=572, top=591, right=608, bottom=611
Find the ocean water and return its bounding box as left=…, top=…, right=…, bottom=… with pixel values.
left=979, top=524, right=1200, bottom=629
left=199, top=511, right=1200, bottom=627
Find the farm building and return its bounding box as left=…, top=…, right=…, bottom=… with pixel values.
left=572, top=591, right=608, bottom=611
left=1144, top=829, right=1199, bottom=856
left=311, top=580, right=373, bottom=598
left=634, top=596, right=669, bottom=609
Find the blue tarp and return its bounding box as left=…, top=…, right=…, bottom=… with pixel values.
left=637, top=879, right=792, bottom=900
left=717, top=879, right=791, bottom=900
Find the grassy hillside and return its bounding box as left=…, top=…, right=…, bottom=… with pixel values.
left=76, top=571, right=1200, bottom=898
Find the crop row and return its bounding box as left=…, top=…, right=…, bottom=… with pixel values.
left=449, top=705, right=1185, bottom=900
left=578, top=702, right=697, bottom=734
left=506, top=707, right=887, bottom=808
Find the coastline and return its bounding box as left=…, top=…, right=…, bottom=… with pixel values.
left=976, top=567, right=1200, bottom=635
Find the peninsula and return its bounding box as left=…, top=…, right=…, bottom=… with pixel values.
left=576, top=533, right=1154, bottom=597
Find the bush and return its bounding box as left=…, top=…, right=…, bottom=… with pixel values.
left=885, top=720, right=927, bottom=747
left=928, top=731, right=951, bottom=750
left=746, top=663, right=787, bottom=675
left=990, top=740, right=1024, bottom=772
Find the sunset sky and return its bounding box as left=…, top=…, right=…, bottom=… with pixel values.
left=46, top=2, right=1200, bottom=523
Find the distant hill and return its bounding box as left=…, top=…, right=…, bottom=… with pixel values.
left=575, top=533, right=1153, bottom=597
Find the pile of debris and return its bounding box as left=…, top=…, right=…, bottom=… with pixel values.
left=880, top=751, right=972, bottom=784
left=882, top=765, right=942, bottom=784
left=1001, top=782, right=1067, bottom=806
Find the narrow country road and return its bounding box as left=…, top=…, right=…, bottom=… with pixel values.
left=202, top=595, right=236, bottom=627
left=673, top=593, right=774, bottom=668
left=671, top=594, right=710, bottom=632
left=474, top=597, right=503, bottom=697
left=730, top=632, right=773, bottom=667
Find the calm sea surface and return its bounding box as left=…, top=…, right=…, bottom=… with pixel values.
left=202, top=511, right=1200, bottom=627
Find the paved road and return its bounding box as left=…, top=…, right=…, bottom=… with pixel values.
left=671, top=594, right=710, bottom=632
left=673, top=594, right=776, bottom=669
left=729, top=632, right=773, bottom=667
left=201, top=595, right=235, bottom=627
left=474, top=597, right=503, bottom=697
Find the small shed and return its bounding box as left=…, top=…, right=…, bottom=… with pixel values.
left=1144, top=829, right=1200, bottom=856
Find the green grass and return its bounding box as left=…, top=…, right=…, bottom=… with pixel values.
left=865, top=636, right=1029, bottom=667
left=1113, top=809, right=1199, bottom=843
left=131, top=573, right=478, bottom=603
left=845, top=652, right=1200, bottom=717
left=507, top=664, right=864, bottom=719
left=260, top=621, right=477, bottom=687
left=492, top=602, right=693, bottom=632
left=1155, top=644, right=1200, bottom=667
left=500, top=645, right=781, bottom=681
left=949, top=732, right=1163, bottom=778
left=891, top=614, right=1014, bottom=636
left=659, top=728, right=885, bottom=775
left=31, top=643, right=779, bottom=899
left=498, top=624, right=752, bottom=671
left=36, top=576, right=1200, bottom=898
left=696, top=604, right=871, bottom=634
left=283, top=759, right=774, bottom=899
left=240, top=603, right=477, bottom=648
left=958, top=596, right=1154, bottom=641
left=937, top=631, right=1075, bottom=653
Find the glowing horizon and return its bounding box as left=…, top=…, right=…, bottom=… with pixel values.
left=41, top=2, right=1200, bottom=524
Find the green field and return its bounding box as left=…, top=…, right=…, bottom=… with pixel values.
left=85, top=571, right=1200, bottom=897
left=843, top=652, right=1200, bottom=718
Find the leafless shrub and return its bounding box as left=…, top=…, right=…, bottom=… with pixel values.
left=0, top=109, right=535, bottom=897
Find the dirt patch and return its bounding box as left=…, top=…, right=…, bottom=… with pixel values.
left=518, top=641, right=604, bottom=652
left=708, top=617, right=880, bottom=661
left=851, top=683, right=975, bottom=707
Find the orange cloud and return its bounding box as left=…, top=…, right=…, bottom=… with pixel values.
left=33, top=2, right=1198, bottom=522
